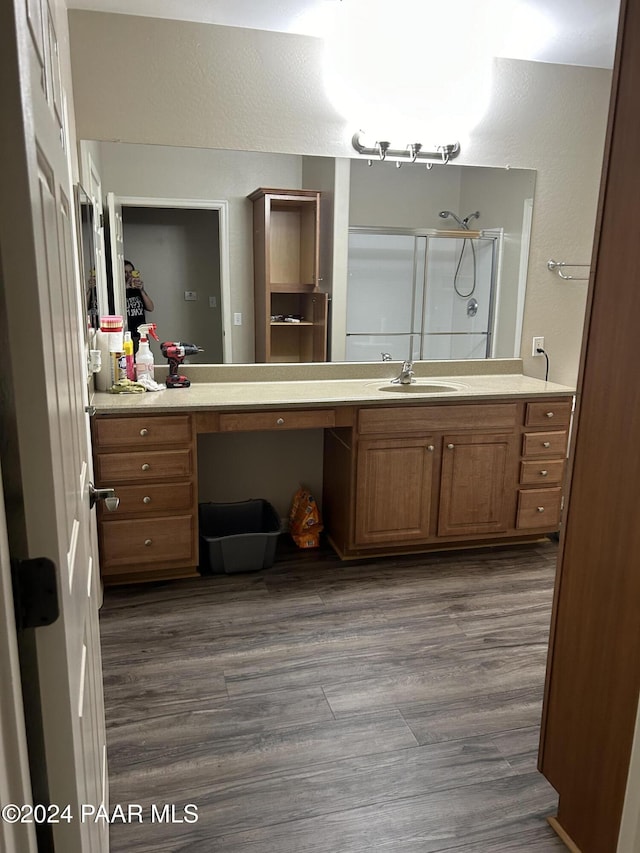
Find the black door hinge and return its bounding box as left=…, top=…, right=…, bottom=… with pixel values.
left=11, top=557, right=59, bottom=630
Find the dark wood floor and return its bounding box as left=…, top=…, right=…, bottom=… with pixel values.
left=99, top=538, right=566, bottom=852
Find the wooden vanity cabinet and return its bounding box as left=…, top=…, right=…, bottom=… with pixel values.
left=92, top=414, right=199, bottom=585
left=355, top=435, right=438, bottom=545
left=324, top=396, right=572, bottom=558
left=248, top=187, right=328, bottom=363
left=438, top=432, right=518, bottom=537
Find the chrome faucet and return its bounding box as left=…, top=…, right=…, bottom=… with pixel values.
left=381, top=352, right=392, bottom=362
left=391, top=360, right=415, bottom=385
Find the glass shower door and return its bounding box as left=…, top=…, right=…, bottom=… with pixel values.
left=345, top=231, right=420, bottom=362
left=420, top=235, right=496, bottom=359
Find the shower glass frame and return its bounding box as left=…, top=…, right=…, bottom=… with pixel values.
left=345, top=226, right=502, bottom=362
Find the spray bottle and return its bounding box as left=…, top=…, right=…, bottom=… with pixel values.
left=135, top=323, right=159, bottom=381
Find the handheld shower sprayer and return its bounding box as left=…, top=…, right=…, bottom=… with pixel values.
left=438, top=210, right=482, bottom=298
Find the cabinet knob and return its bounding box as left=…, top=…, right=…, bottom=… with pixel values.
left=276, top=417, right=285, bottom=425
left=141, top=463, right=150, bottom=471
left=546, top=411, right=554, bottom=418
left=543, top=441, right=551, bottom=448
left=140, top=428, right=148, bottom=436
left=143, top=496, right=151, bottom=504
left=427, top=445, right=435, bottom=452
left=537, top=506, right=545, bottom=513
left=447, top=443, right=455, bottom=450
left=540, top=470, right=548, bottom=477
left=144, top=538, right=152, bottom=546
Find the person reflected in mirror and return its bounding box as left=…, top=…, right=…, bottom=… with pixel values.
left=124, top=259, right=154, bottom=348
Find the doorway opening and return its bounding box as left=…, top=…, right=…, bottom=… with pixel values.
left=107, top=195, right=232, bottom=363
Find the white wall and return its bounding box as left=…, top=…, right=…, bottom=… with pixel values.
left=68, top=10, right=612, bottom=385
left=348, top=159, right=463, bottom=229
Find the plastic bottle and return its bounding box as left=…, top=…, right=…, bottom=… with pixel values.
left=94, top=328, right=111, bottom=391
left=135, top=323, right=158, bottom=381
left=95, top=315, right=123, bottom=391
left=123, top=331, right=135, bottom=381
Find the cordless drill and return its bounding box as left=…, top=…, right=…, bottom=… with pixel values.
left=160, top=342, right=203, bottom=388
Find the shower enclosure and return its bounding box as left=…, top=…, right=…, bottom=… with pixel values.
left=345, top=227, right=501, bottom=362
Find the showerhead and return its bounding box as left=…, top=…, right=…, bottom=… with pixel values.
left=439, top=210, right=466, bottom=229
left=463, top=211, right=480, bottom=226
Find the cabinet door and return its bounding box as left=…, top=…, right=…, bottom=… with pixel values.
left=355, top=436, right=437, bottom=546
left=438, top=432, right=517, bottom=536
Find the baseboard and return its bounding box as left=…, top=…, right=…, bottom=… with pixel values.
left=548, top=816, right=583, bottom=853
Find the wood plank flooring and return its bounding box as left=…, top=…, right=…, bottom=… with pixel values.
left=99, top=538, right=566, bottom=852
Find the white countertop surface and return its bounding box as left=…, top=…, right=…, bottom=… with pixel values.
left=91, top=360, right=575, bottom=414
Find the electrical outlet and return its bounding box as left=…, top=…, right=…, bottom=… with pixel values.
left=234, top=312, right=242, bottom=326
left=209, top=296, right=217, bottom=309
left=532, top=336, right=544, bottom=356
left=184, top=290, right=197, bottom=301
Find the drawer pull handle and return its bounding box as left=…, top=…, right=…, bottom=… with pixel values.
left=543, top=441, right=551, bottom=448
left=144, top=538, right=152, bottom=546
left=447, top=443, right=455, bottom=450
left=141, top=463, right=150, bottom=471
left=140, top=428, right=148, bottom=436
left=143, top=496, right=151, bottom=504
left=276, top=418, right=285, bottom=425
left=427, top=445, right=435, bottom=452
left=540, top=470, right=549, bottom=477
left=537, top=506, right=545, bottom=513
left=546, top=411, right=554, bottom=418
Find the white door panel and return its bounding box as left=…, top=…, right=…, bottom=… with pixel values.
left=107, top=192, right=125, bottom=318
left=1, top=2, right=107, bottom=851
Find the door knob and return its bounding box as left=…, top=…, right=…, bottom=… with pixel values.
left=89, top=482, right=120, bottom=511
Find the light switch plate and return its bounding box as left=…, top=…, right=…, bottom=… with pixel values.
left=184, top=290, right=197, bottom=301
left=209, top=296, right=217, bottom=308
left=234, top=313, right=242, bottom=325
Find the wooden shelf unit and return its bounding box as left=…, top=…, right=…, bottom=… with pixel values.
left=248, top=187, right=328, bottom=363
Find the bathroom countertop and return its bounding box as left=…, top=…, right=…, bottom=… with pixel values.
left=90, top=359, right=575, bottom=414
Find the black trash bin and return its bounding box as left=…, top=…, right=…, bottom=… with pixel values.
left=198, top=499, right=281, bottom=574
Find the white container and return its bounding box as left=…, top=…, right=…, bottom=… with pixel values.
left=108, top=330, right=124, bottom=353
left=94, top=329, right=111, bottom=391
left=135, top=339, right=154, bottom=380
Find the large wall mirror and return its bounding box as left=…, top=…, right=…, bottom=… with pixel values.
left=82, top=140, right=535, bottom=366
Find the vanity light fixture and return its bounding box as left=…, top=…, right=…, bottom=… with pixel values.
left=352, top=132, right=460, bottom=167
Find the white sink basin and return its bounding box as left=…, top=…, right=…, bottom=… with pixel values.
left=377, top=381, right=465, bottom=394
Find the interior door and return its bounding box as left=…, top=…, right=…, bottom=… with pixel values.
left=0, top=1, right=108, bottom=851
left=107, top=191, right=125, bottom=318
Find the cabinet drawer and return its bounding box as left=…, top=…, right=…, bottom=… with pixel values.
left=94, top=415, right=192, bottom=448
left=219, top=409, right=335, bottom=432
left=525, top=401, right=572, bottom=427
left=522, top=430, right=568, bottom=458
left=95, top=449, right=193, bottom=483
left=97, top=481, right=194, bottom=519
left=99, top=515, right=195, bottom=570
left=520, top=459, right=565, bottom=485
left=359, top=403, right=517, bottom=435
left=516, top=488, right=562, bottom=529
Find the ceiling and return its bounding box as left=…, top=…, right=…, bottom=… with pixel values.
left=67, top=0, right=620, bottom=69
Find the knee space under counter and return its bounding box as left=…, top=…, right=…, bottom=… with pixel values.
left=197, top=429, right=325, bottom=518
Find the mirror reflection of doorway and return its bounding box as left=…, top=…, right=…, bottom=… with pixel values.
left=106, top=197, right=231, bottom=364
left=122, top=206, right=221, bottom=362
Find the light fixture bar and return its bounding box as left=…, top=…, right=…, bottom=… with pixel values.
left=352, top=132, right=460, bottom=165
